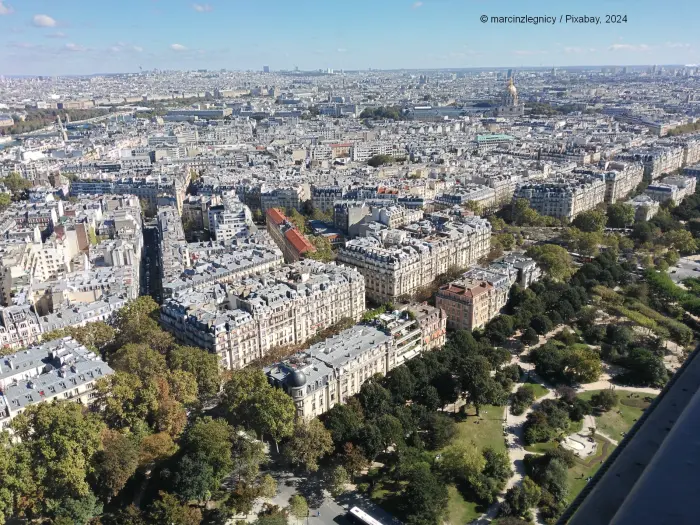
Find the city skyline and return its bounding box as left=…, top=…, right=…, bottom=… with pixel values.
left=1, top=0, right=699, bottom=75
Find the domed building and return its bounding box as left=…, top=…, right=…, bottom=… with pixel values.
left=494, top=77, right=525, bottom=118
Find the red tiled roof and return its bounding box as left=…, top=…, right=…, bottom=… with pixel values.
left=266, top=207, right=286, bottom=226
left=285, top=228, right=315, bottom=254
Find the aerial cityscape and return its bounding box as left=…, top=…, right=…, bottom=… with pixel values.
left=1, top=1, right=700, bottom=525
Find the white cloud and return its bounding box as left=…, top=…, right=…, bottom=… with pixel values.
left=514, top=50, right=548, bottom=56
left=7, top=41, right=35, bottom=49
left=564, top=47, right=596, bottom=54
left=0, top=1, right=14, bottom=16
left=65, top=42, right=87, bottom=52
left=411, top=2, right=423, bottom=8
left=337, top=48, right=347, bottom=53
left=132, top=45, right=143, bottom=53
left=608, top=43, right=651, bottom=52
left=192, top=3, right=213, bottom=12
left=170, top=43, right=187, bottom=51
left=46, top=32, right=66, bottom=38
left=32, top=14, right=57, bottom=27
left=666, top=42, right=691, bottom=49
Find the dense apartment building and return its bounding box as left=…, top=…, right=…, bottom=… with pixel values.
left=645, top=175, right=698, bottom=205
left=266, top=208, right=316, bottom=263
left=260, top=184, right=309, bottom=213
left=580, top=162, right=644, bottom=203
left=311, top=185, right=345, bottom=212
left=626, top=194, right=661, bottom=222
left=434, top=184, right=497, bottom=211
left=264, top=304, right=446, bottom=419
left=369, top=205, right=424, bottom=230
left=0, top=337, right=113, bottom=429
left=265, top=325, right=392, bottom=419
left=337, top=217, right=491, bottom=303
left=618, top=147, right=685, bottom=181
left=436, top=253, right=541, bottom=332
left=160, top=260, right=366, bottom=370
left=436, top=279, right=501, bottom=332
left=513, top=176, right=606, bottom=220
left=208, top=192, right=253, bottom=242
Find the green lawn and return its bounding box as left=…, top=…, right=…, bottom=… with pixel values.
left=446, top=485, right=481, bottom=524
left=525, top=379, right=550, bottom=400
left=524, top=441, right=558, bottom=454
left=578, top=390, right=656, bottom=441
left=452, top=404, right=507, bottom=454
left=567, top=436, right=614, bottom=500
left=445, top=404, right=507, bottom=524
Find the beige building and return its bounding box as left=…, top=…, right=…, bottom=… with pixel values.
left=513, top=176, right=606, bottom=220
left=265, top=305, right=446, bottom=420
left=266, top=325, right=393, bottom=419
left=0, top=337, right=113, bottom=429
left=337, top=217, right=491, bottom=303
left=161, top=260, right=366, bottom=370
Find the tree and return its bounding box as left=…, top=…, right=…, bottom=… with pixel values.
left=511, top=385, right=536, bottom=416
left=530, top=314, right=553, bottom=335
left=566, top=346, right=602, bottom=383
left=425, top=413, right=456, bottom=450
left=401, top=463, right=449, bottom=525
left=306, top=235, right=334, bottom=262
left=521, top=327, right=540, bottom=346
left=54, top=493, right=103, bottom=525
left=171, top=453, right=217, bottom=503
left=664, top=229, right=697, bottom=254
left=357, top=423, right=384, bottom=460
left=231, top=429, right=267, bottom=485
left=607, top=203, right=635, bottom=228
left=502, top=477, right=541, bottom=518
left=329, top=466, right=350, bottom=497
left=149, top=491, right=202, bottom=525
left=367, top=154, right=395, bottom=167
left=259, top=474, right=277, bottom=499
left=221, top=369, right=295, bottom=450
left=376, top=414, right=405, bottom=450
left=41, top=322, right=115, bottom=353
left=590, top=390, right=619, bottom=411
left=0, top=192, right=11, bottom=212
left=284, top=419, right=333, bottom=472
left=342, top=442, right=369, bottom=480
left=385, top=365, right=416, bottom=403
left=288, top=495, right=309, bottom=520
left=458, top=355, right=502, bottom=416
left=169, top=346, right=221, bottom=401
left=184, top=417, right=235, bottom=481
left=11, top=402, right=105, bottom=518
left=139, top=432, right=179, bottom=469
left=255, top=504, right=288, bottom=525
left=324, top=401, right=365, bottom=444
left=483, top=447, right=512, bottom=482
left=286, top=208, right=308, bottom=233
left=439, top=441, right=486, bottom=483
left=526, top=244, right=574, bottom=281
left=573, top=210, right=606, bottom=233
left=358, top=379, right=392, bottom=418
left=113, top=296, right=173, bottom=353
left=94, top=429, right=140, bottom=501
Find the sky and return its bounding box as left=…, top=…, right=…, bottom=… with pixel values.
left=1, top=0, right=699, bottom=76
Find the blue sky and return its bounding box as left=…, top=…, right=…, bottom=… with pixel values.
left=1, top=0, right=699, bottom=75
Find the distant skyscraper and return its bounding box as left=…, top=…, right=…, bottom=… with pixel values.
left=507, top=68, right=514, bottom=80
left=263, top=65, right=270, bottom=73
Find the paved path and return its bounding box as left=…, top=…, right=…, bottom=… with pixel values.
left=472, top=326, right=662, bottom=524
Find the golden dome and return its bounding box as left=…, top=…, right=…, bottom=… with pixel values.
left=507, top=77, right=517, bottom=95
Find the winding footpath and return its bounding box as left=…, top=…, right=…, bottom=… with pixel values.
left=472, top=327, right=662, bottom=525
